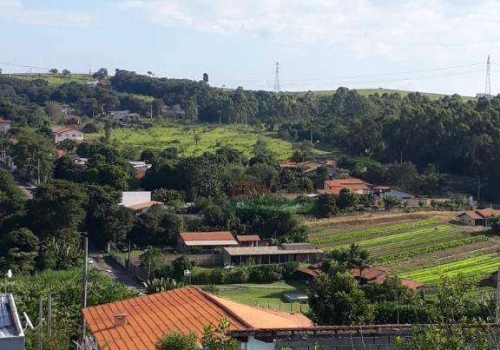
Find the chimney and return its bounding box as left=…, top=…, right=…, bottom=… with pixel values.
left=113, top=313, right=128, bottom=326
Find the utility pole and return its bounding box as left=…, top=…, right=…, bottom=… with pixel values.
left=150, top=103, right=153, bottom=119
left=47, top=291, right=52, bottom=339
left=80, top=233, right=89, bottom=344
left=38, top=296, right=43, bottom=350
left=485, top=55, right=491, bottom=96
left=37, top=157, right=41, bottom=185
left=477, top=177, right=481, bottom=204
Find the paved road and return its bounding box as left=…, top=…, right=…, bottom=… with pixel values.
left=88, top=250, right=146, bottom=294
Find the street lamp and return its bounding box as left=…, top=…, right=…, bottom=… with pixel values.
left=4, top=269, right=12, bottom=294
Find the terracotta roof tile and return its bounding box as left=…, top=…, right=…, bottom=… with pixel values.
left=236, top=235, right=261, bottom=242
left=84, top=287, right=313, bottom=350
left=127, top=201, right=163, bottom=211
left=180, top=232, right=236, bottom=242
left=352, top=267, right=386, bottom=281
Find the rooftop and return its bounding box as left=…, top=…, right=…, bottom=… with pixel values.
left=0, top=118, right=10, bottom=124
left=459, top=208, right=500, bottom=220
left=236, top=234, right=261, bottom=242
left=0, top=293, right=23, bottom=339
left=223, top=244, right=323, bottom=256
left=179, top=232, right=238, bottom=247
left=83, top=286, right=312, bottom=350
left=127, top=201, right=163, bottom=211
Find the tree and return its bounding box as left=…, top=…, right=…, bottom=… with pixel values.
left=0, top=170, right=26, bottom=215
left=82, top=123, right=99, bottom=134
left=194, top=134, right=201, bottom=145
left=490, top=215, right=500, bottom=234
left=184, top=100, right=198, bottom=121
left=92, top=68, right=108, bottom=81
left=337, top=188, right=357, bottom=210
left=290, top=141, right=313, bottom=163
left=316, top=194, right=338, bottom=218
left=203, top=73, right=209, bottom=83
left=156, top=331, right=197, bottom=350
left=309, top=271, right=374, bottom=325
left=61, top=69, right=71, bottom=77
left=11, top=127, right=55, bottom=183
left=0, top=228, right=39, bottom=273
left=49, top=68, right=58, bottom=74
left=53, top=155, right=85, bottom=182
left=130, top=206, right=182, bottom=246
left=201, top=318, right=238, bottom=350
left=26, top=180, right=88, bottom=239
left=139, top=247, right=165, bottom=279
left=172, top=256, right=193, bottom=281
left=382, top=195, right=400, bottom=211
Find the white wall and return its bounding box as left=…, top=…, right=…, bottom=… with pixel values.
left=54, top=130, right=84, bottom=143
left=0, top=123, right=11, bottom=132
left=240, top=337, right=274, bottom=350
left=120, top=191, right=152, bottom=207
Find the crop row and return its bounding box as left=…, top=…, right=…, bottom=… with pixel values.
left=377, top=235, right=489, bottom=264
left=310, top=219, right=437, bottom=245
left=401, top=254, right=500, bottom=283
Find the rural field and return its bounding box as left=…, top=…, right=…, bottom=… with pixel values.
left=103, top=125, right=296, bottom=160
left=306, top=212, right=499, bottom=287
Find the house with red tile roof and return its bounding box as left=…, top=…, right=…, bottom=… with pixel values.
left=236, top=234, right=261, bottom=247
left=458, top=208, right=500, bottom=226
left=120, top=191, right=163, bottom=214
left=51, top=125, right=84, bottom=144
left=83, top=286, right=313, bottom=350
left=177, top=231, right=239, bottom=253
left=319, top=177, right=372, bottom=196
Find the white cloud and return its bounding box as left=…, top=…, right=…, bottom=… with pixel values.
left=114, top=0, right=500, bottom=60
left=0, top=0, right=92, bottom=27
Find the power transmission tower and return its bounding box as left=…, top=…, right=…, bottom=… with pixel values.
left=274, top=61, right=281, bottom=92
left=485, top=55, right=491, bottom=95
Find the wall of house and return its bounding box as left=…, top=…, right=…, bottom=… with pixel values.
left=0, top=124, right=11, bottom=133
left=459, top=215, right=476, bottom=226
left=54, top=131, right=84, bottom=143
left=0, top=336, right=25, bottom=350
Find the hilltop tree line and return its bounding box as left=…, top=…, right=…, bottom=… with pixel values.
left=2, top=70, right=500, bottom=198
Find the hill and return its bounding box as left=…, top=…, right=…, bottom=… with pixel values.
left=8, top=72, right=94, bottom=86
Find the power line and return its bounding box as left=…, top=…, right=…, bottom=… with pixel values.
left=0, top=60, right=50, bottom=71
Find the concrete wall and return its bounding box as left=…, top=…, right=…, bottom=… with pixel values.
left=0, top=337, right=24, bottom=350
left=120, top=191, right=152, bottom=207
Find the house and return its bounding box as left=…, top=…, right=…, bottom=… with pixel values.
left=279, top=159, right=337, bottom=177
left=83, top=286, right=313, bottom=350
left=223, top=243, right=324, bottom=266
left=458, top=208, right=500, bottom=226
left=0, top=293, right=25, bottom=350
left=319, top=177, right=371, bottom=196
left=129, top=161, right=152, bottom=180
left=0, top=118, right=11, bottom=133
left=51, top=126, right=84, bottom=143
left=177, top=231, right=239, bottom=253
left=109, top=110, right=141, bottom=124
left=120, top=191, right=163, bottom=213
left=236, top=234, right=261, bottom=247
left=297, top=264, right=424, bottom=290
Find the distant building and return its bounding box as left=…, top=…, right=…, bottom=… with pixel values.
left=177, top=231, right=239, bottom=253
left=0, top=119, right=11, bottom=133
left=109, top=110, right=141, bottom=124
left=319, top=177, right=371, bottom=196
left=51, top=126, right=84, bottom=143
left=83, top=286, right=313, bottom=350
left=120, top=191, right=163, bottom=213
left=458, top=208, right=500, bottom=226
left=129, top=161, right=152, bottom=180
left=223, top=243, right=324, bottom=266
left=236, top=234, right=261, bottom=247
left=0, top=293, right=25, bottom=350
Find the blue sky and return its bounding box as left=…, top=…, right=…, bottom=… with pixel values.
left=2, top=0, right=500, bottom=95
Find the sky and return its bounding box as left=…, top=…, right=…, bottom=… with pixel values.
left=2, top=0, right=500, bottom=95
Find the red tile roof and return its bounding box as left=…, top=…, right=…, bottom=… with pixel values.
left=51, top=125, right=79, bottom=134
left=352, top=267, right=387, bottom=281
left=459, top=209, right=500, bottom=220
left=180, top=231, right=236, bottom=242
left=236, top=235, right=261, bottom=242
left=322, top=178, right=371, bottom=195
left=83, top=286, right=312, bottom=350
left=0, top=118, right=10, bottom=123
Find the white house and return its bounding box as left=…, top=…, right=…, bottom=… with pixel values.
left=51, top=126, right=84, bottom=144
left=120, top=191, right=162, bottom=213
left=0, top=118, right=11, bottom=133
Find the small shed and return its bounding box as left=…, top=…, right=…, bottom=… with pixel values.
left=177, top=232, right=239, bottom=253
left=236, top=235, right=261, bottom=247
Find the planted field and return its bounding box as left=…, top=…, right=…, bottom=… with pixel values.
left=401, top=254, right=500, bottom=284
left=105, top=125, right=295, bottom=160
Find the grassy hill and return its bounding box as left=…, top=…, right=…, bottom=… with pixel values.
left=9, top=73, right=94, bottom=86
left=90, top=124, right=299, bottom=161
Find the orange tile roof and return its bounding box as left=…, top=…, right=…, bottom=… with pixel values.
left=352, top=267, right=387, bottom=281
left=83, top=287, right=313, bottom=350
left=459, top=209, right=500, bottom=220
left=322, top=178, right=371, bottom=196
left=127, top=201, right=163, bottom=211
left=180, top=231, right=235, bottom=242
left=236, top=234, right=261, bottom=242
left=0, top=118, right=10, bottom=123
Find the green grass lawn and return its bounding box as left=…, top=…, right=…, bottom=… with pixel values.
left=11, top=73, right=95, bottom=86
left=217, top=280, right=309, bottom=313
left=103, top=125, right=295, bottom=160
